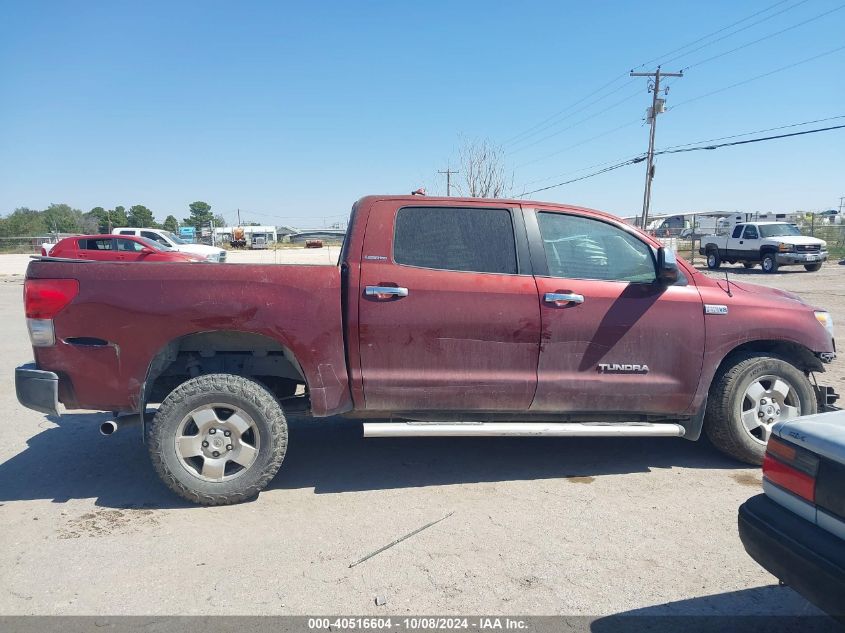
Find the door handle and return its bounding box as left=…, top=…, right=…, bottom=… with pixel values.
left=544, top=292, right=584, bottom=305
left=365, top=285, right=409, bottom=299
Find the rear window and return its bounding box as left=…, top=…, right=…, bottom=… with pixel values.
left=393, top=206, right=517, bottom=274
left=79, top=238, right=113, bottom=250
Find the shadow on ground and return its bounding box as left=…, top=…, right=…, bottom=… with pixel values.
left=591, top=585, right=838, bottom=633
left=693, top=264, right=814, bottom=276
left=0, top=413, right=748, bottom=508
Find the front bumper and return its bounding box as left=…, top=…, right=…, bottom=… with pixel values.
left=777, top=251, right=828, bottom=265
left=15, top=363, right=60, bottom=416
left=739, top=494, right=845, bottom=620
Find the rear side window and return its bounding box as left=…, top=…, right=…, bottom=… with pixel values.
left=732, top=226, right=744, bottom=239
left=119, top=230, right=134, bottom=235
left=79, top=239, right=113, bottom=251
left=393, top=207, right=517, bottom=274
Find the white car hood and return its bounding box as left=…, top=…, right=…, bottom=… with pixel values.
left=772, top=235, right=826, bottom=246
left=176, top=244, right=223, bottom=256
left=774, top=410, right=845, bottom=463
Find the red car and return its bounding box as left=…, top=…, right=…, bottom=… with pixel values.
left=44, top=235, right=204, bottom=262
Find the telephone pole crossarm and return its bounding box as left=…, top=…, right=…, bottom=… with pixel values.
left=438, top=168, right=459, bottom=196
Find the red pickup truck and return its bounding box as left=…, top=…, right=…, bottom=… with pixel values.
left=16, top=195, right=839, bottom=505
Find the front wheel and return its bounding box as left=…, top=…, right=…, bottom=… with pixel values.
left=147, top=374, right=288, bottom=505
left=706, top=250, right=721, bottom=270
left=761, top=253, right=779, bottom=274
left=804, top=263, right=822, bottom=272
left=705, top=354, right=816, bottom=464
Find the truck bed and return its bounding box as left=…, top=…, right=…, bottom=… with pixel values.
left=26, top=260, right=351, bottom=416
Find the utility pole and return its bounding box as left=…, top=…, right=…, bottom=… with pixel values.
left=438, top=168, right=459, bottom=196
left=630, top=66, right=683, bottom=230
left=838, top=196, right=844, bottom=213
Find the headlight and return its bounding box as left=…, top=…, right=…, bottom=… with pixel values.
left=778, top=242, right=793, bottom=252
left=205, top=253, right=218, bottom=261
left=815, top=311, right=834, bottom=337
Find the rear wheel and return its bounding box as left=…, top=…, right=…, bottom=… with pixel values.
left=706, top=250, right=721, bottom=270
left=705, top=354, right=816, bottom=464
left=804, top=263, right=822, bottom=272
left=761, top=252, right=779, bottom=274
left=147, top=374, right=288, bottom=505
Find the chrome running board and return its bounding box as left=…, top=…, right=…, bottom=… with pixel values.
left=363, top=422, right=686, bottom=438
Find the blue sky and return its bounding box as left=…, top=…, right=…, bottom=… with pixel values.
left=1, top=0, right=843, bottom=225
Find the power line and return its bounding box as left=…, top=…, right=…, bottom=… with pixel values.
left=656, top=123, right=845, bottom=155
left=658, top=114, right=845, bottom=151
left=656, top=0, right=813, bottom=68
left=504, top=78, right=637, bottom=150
left=507, top=88, right=644, bottom=155
left=632, top=0, right=795, bottom=70
left=517, top=123, right=845, bottom=197
left=680, top=3, right=845, bottom=71
left=500, top=0, right=818, bottom=158
left=670, top=44, right=845, bottom=110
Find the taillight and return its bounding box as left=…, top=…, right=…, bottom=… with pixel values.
left=24, top=279, right=79, bottom=347
left=763, top=436, right=819, bottom=503
left=24, top=279, right=79, bottom=319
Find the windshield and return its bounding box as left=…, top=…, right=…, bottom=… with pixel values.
left=162, top=231, right=188, bottom=245
left=759, top=224, right=801, bottom=238
left=138, top=237, right=170, bottom=251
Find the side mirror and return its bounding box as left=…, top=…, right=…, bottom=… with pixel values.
left=656, top=247, right=679, bottom=285
left=140, top=247, right=154, bottom=255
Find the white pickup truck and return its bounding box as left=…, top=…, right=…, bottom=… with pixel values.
left=699, top=222, right=828, bottom=273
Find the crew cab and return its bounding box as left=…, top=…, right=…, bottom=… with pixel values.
left=112, top=227, right=227, bottom=262
left=700, top=222, right=828, bottom=273
left=739, top=410, right=845, bottom=621
left=15, top=195, right=839, bottom=505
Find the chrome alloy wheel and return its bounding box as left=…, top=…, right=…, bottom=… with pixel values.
left=174, top=404, right=260, bottom=482
left=740, top=375, right=801, bottom=445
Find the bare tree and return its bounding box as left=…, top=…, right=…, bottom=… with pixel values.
left=454, top=136, right=513, bottom=198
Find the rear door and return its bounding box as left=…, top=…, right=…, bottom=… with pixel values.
left=78, top=237, right=117, bottom=261
left=357, top=200, right=541, bottom=411
left=526, top=208, right=705, bottom=415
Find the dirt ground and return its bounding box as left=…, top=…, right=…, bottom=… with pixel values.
left=0, top=255, right=841, bottom=618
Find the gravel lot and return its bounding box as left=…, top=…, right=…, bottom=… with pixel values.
left=0, top=254, right=842, bottom=618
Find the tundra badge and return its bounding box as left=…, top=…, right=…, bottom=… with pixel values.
left=597, top=363, right=649, bottom=374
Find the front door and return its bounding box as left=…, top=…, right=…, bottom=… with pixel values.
left=357, top=201, right=541, bottom=412
left=527, top=209, right=705, bottom=415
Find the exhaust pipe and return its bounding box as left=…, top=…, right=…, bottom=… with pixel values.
left=99, top=414, right=142, bottom=436
left=363, top=421, right=686, bottom=438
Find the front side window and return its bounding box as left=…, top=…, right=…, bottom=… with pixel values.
left=743, top=225, right=759, bottom=239
left=536, top=212, right=655, bottom=283
left=117, top=238, right=145, bottom=252
left=393, top=207, right=517, bottom=274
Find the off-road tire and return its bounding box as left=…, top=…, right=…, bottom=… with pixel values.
left=804, top=263, right=822, bottom=272
left=704, top=354, right=816, bottom=465
left=742, top=262, right=755, bottom=269
left=761, top=252, right=779, bottom=274
left=147, top=374, right=288, bottom=505
left=706, top=250, right=721, bottom=270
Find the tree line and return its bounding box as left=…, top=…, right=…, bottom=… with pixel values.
left=0, top=201, right=227, bottom=238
